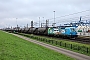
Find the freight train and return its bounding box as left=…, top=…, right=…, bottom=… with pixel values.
left=4, top=26, right=78, bottom=38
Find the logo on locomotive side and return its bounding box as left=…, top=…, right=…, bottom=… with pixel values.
left=50, top=30, right=52, bottom=33
left=48, top=28, right=53, bottom=33
left=61, top=30, right=65, bottom=33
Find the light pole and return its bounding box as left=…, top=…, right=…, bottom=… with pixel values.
left=53, top=11, right=55, bottom=27
left=53, top=11, right=55, bottom=23
left=16, top=18, right=18, bottom=26
left=39, top=17, right=40, bottom=27
left=43, top=17, right=44, bottom=22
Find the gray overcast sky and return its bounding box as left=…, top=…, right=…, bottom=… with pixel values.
left=0, top=0, right=90, bottom=28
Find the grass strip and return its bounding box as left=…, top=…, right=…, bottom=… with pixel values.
left=0, top=31, right=75, bottom=60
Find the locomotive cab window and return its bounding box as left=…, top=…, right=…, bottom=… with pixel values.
left=71, top=28, right=76, bottom=32
left=54, top=29, right=59, bottom=31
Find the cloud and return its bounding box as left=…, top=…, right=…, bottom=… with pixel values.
left=0, top=0, right=90, bottom=28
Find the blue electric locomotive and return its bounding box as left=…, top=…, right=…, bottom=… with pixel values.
left=59, top=27, right=77, bottom=38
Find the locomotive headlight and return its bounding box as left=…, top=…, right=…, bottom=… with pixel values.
left=70, top=32, right=72, bottom=35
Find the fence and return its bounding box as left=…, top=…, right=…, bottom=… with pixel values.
left=18, top=33, right=90, bottom=55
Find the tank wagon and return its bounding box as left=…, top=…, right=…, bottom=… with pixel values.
left=28, top=27, right=37, bottom=34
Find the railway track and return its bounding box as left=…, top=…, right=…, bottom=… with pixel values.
left=34, top=34, right=90, bottom=44
left=11, top=33, right=90, bottom=60
left=70, top=37, right=90, bottom=44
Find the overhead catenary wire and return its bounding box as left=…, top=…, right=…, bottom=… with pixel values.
left=50, top=15, right=90, bottom=24
left=50, top=17, right=90, bottom=26
left=18, top=10, right=90, bottom=28
left=47, top=9, right=90, bottom=20
left=35, top=9, right=90, bottom=27
left=50, top=14, right=90, bottom=24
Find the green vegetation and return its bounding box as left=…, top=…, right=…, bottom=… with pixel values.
left=0, top=31, right=75, bottom=60
left=18, top=33, right=90, bottom=56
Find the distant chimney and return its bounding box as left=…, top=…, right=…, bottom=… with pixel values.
left=31, top=21, right=33, bottom=28
left=27, top=24, right=28, bottom=28
left=41, top=23, right=42, bottom=27
left=11, top=26, right=12, bottom=29
left=46, top=20, right=49, bottom=27
left=17, top=25, right=18, bottom=28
